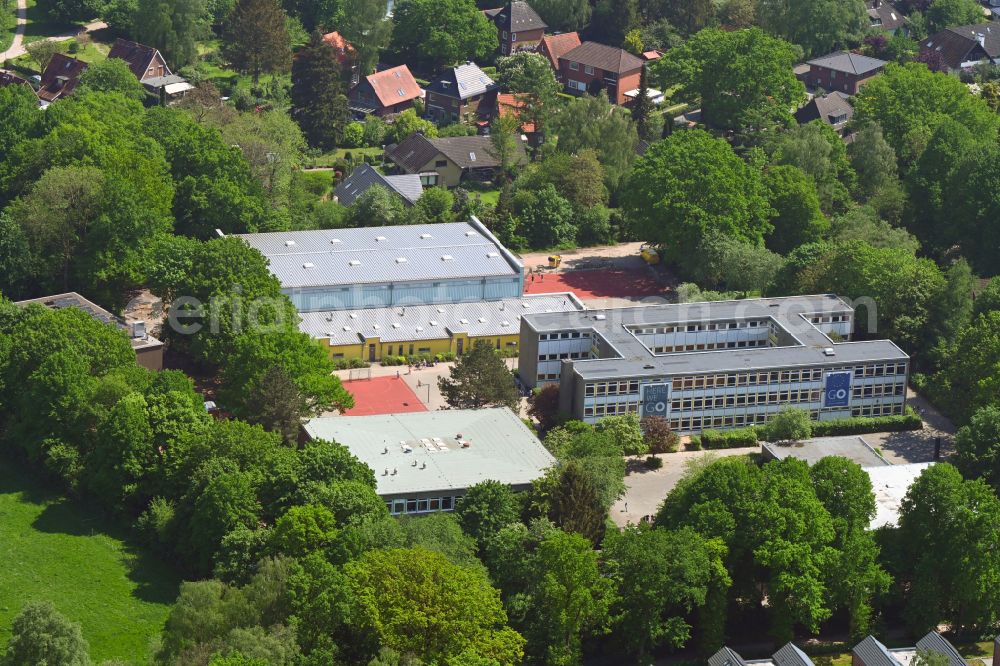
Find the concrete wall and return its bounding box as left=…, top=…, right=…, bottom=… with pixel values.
left=289, top=276, right=523, bottom=312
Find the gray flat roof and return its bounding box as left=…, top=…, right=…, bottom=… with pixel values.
left=763, top=436, right=889, bottom=468
left=300, top=293, right=584, bottom=345
left=303, top=408, right=555, bottom=497
left=15, top=292, right=163, bottom=351
left=522, top=295, right=908, bottom=379
left=866, top=463, right=934, bottom=529
left=235, top=219, right=522, bottom=289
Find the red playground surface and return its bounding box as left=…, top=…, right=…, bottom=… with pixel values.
left=343, top=376, right=428, bottom=416
left=524, top=268, right=665, bottom=300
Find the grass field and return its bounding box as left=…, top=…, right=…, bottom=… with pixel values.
left=0, top=461, right=180, bottom=663
left=0, top=0, right=16, bottom=54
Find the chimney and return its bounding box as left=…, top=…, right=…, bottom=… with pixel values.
left=976, top=33, right=986, bottom=48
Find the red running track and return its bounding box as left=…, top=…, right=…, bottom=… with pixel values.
left=524, top=268, right=665, bottom=300
left=343, top=376, right=428, bottom=416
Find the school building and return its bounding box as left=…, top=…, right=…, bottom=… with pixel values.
left=234, top=218, right=525, bottom=313
left=519, top=295, right=910, bottom=434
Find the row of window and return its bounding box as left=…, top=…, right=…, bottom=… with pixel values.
left=538, top=331, right=587, bottom=341
left=632, top=320, right=768, bottom=335
left=660, top=402, right=904, bottom=432
left=387, top=495, right=457, bottom=516
left=652, top=339, right=768, bottom=354
left=670, top=389, right=823, bottom=411
left=669, top=363, right=907, bottom=391
left=585, top=379, right=642, bottom=396
left=539, top=351, right=588, bottom=361
left=809, top=315, right=850, bottom=324
left=568, top=62, right=596, bottom=75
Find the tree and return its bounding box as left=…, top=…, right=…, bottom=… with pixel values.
left=495, top=51, right=560, bottom=133
left=530, top=0, right=590, bottom=31
left=943, top=143, right=1000, bottom=276
left=853, top=62, right=1000, bottom=164
left=224, top=0, right=292, bottom=84
left=594, top=413, right=646, bottom=456
left=529, top=384, right=563, bottom=432
left=974, top=277, right=1000, bottom=316
left=133, top=0, right=206, bottom=68
left=928, top=312, right=1000, bottom=424
left=413, top=187, right=455, bottom=225
left=340, top=0, right=392, bottom=76
left=488, top=113, right=523, bottom=189
left=346, top=185, right=408, bottom=226
left=512, top=184, right=576, bottom=249
left=912, top=650, right=952, bottom=666
left=769, top=121, right=856, bottom=214
left=389, top=0, right=497, bottom=71
left=642, top=415, right=679, bottom=453
left=547, top=92, right=639, bottom=192
left=513, top=150, right=608, bottom=211
left=849, top=122, right=901, bottom=201
left=828, top=205, right=920, bottom=254
left=35, top=0, right=98, bottom=23
left=590, top=0, right=639, bottom=46
left=387, top=108, right=437, bottom=144
left=25, top=40, right=64, bottom=73
left=517, top=529, right=613, bottom=665
left=547, top=462, right=608, bottom=546
left=344, top=548, right=525, bottom=665
left=651, top=28, right=805, bottom=131
left=398, top=513, right=482, bottom=569
left=955, top=406, right=1000, bottom=490
left=896, top=464, right=1000, bottom=633
left=244, top=365, right=304, bottom=443
left=631, top=64, right=656, bottom=141
left=78, top=58, right=147, bottom=101
left=925, top=0, right=983, bottom=33
left=763, top=164, right=829, bottom=254
left=438, top=341, right=519, bottom=410
left=455, top=480, right=521, bottom=549
left=0, top=213, right=34, bottom=300
left=762, top=407, right=812, bottom=441
left=602, top=525, right=719, bottom=658
left=622, top=129, right=772, bottom=264
left=291, top=31, right=350, bottom=150
left=3, top=601, right=91, bottom=666
left=757, top=0, right=867, bottom=57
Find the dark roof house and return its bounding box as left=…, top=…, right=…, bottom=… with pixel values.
left=915, top=632, right=965, bottom=666
left=772, top=643, right=815, bottom=666
left=802, top=50, right=887, bottom=94
left=708, top=647, right=747, bottom=666
left=852, top=636, right=904, bottom=666
left=921, top=24, right=1000, bottom=72
left=795, top=91, right=854, bottom=136
left=539, top=31, right=582, bottom=72
left=562, top=41, right=645, bottom=76
left=485, top=1, right=547, bottom=54
left=867, top=0, right=907, bottom=32
left=37, top=53, right=88, bottom=104
left=424, top=62, right=499, bottom=123
left=108, top=38, right=170, bottom=82
left=558, top=41, right=645, bottom=104
left=0, top=70, right=30, bottom=88
left=387, top=133, right=527, bottom=187
left=333, top=164, right=423, bottom=207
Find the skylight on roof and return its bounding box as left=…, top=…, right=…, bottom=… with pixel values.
left=394, top=71, right=401, bottom=77
left=395, top=257, right=408, bottom=264
left=285, top=240, right=296, bottom=246
left=420, top=233, right=433, bottom=239
left=397, top=88, right=405, bottom=96
left=441, top=254, right=454, bottom=261
left=459, top=318, right=468, bottom=324
left=469, top=152, right=477, bottom=161
left=349, top=260, right=361, bottom=266
left=302, top=262, right=314, bottom=269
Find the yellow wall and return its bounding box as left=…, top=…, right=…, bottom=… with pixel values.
left=326, top=332, right=520, bottom=362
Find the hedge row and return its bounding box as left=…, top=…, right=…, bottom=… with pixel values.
left=687, top=409, right=923, bottom=450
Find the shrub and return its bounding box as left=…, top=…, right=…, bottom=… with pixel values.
left=761, top=407, right=812, bottom=441
left=342, top=121, right=364, bottom=148
left=641, top=415, right=680, bottom=453
left=810, top=409, right=922, bottom=436
left=699, top=427, right=760, bottom=449
left=686, top=436, right=703, bottom=450
left=644, top=455, right=663, bottom=470
left=332, top=358, right=371, bottom=370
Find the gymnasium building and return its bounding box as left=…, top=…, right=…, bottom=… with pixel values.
left=235, top=218, right=585, bottom=362
left=519, top=295, right=910, bottom=434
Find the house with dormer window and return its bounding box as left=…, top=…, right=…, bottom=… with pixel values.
left=424, top=62, right=499, bottom=124
left=349, top=65, right=423, bottom=117
left=484, top=1, right=547, bottom=55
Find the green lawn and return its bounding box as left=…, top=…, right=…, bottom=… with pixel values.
left=0, top=461, right=180, bottom=664
left=0, top=0, right=16, bottom=54
left=21, top=0, right=75, bottom=45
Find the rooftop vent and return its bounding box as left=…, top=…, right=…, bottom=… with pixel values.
left=396, top=257, right=408, bottom=263
left=501, top=320, right=510, bottom=327
left=349, top=260, right=361, bottom=266
left=437, top=308, right=445, bottom=313
left=130, top=321, right=146, bottom=338
left=302, top=262, right=314, bottom=269
left=487, top=252, right=499, bottom=258
left=459, top=318, right=469, bottom=324
left=285, top=240, right=296, bottom=246
left=594, top=314, right=607, bottom=321
left=441, top=254, right=454, bottom=261
left=643, top=364, right=655, bottom=369
left=349, top=313, right=358, bottom=319
left=478, top=317, right=487, bottom=323
left=392, top=323, right=401, bottom=328
left=330, top=238, right=341, bottom=244
left=343, top=325, right=351, bottom=331
left=823, top=347, right=836, bottom=357
left=373, top=324, right=381, bottom=330
left=375, top=235, right=387, bottom=241
left=420, top=233, right=433, bottom=239
left=415, top=326, right=424, bottom=332
left=429, top=320, right=439, bottom=326
left=465, top=231, right=478, bottom=237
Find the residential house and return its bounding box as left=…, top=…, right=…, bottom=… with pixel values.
left=539, top=31, right=581, bottom=78
left=107, top=37, right=193, bottom=99
left=387, top=133, right=527, bottom=187
left=349, top=64, right=422, bottom=117
left=15, top=293, right=164, bottom=370
left=801, top=51, right=887, bottom=94
left=708, top=643, right=814, bottom=666
left=558, top=41, right=644, bottom=105
left=0, top=71, right=30, bottom=88
left=708, top=647, right=747, bottom=666
left=494, top=92, right=537, bottom=136
left=37, top=53, right=88, bottom=105
left=322, top=31, right=355, bottom=67
left=867, top=0, right=907, bottom=33
left=794, top=91, right=854, bottom=137
left=424, top=62, right=499, bottom=124
left=920, top=24, right=1000, bottom=73
left=333, top=163, right=424, bottom=207
left=853, top=632, right=968, bottom=666
left=484, top=1, right=547, bottom=55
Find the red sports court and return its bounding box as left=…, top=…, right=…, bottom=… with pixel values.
left=524, top=268, right=665, bottom=300
left=342, top=376, right=428, bottom=416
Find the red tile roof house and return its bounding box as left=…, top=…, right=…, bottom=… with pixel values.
left=539, top=32, right=581, bottom=79
left=348, top=64, right=423, bottom=117
left=484, top=1, right=547, bottom=55
left=801, top=50, right=888, bottom=95
left=558, top=41, right=644, bottom=105
left=322, top=31, right=356, bottom=66
left=36, top=53, right=88, bottom=105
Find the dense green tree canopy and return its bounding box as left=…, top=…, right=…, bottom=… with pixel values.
left=763, top=164, right=829, bottom=254
left=133, top=0, right=207, bottom=68
left=757, top=0, right=867, bottom=57
left=3, top=601, right=91, bottom=666
left=389, top=0, right=497, bottom=71
left=224, top=0, right=292, bottom=83
left=437, top=341, right=519, bottom=410
left=291, top=31, right=351, bottom=150
left=651, top=28, right=805, bottom=131
left=623, top=130, right=772, bottom=263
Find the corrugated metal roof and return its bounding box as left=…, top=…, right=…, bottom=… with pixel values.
left=915, top=632, right=965, bottom=666
left=333, top=164, right=423, bottom=207
left=303, top=408, right=556, bottom=496
left=300, top=293, right=584, bottom=345
left=236, top=221, right=522, bottom=289
left=853, top=636, right=904, bottom=666
left=772, top=643, right=814, bottom=666
left=709, top=647, right=748, bottom=666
